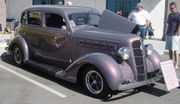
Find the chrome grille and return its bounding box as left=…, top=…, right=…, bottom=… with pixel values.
left=132, top=40, right=146, bottom=81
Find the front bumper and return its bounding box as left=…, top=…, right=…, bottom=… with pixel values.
left=118, top=73, right=162, bottom=91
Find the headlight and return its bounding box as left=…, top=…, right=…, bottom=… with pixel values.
left=145, top=44, right=153, bottom=55
left=118, top=47, right=131, bottom=60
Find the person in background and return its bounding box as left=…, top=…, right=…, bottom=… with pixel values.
left=165, top=2, right=180, bottom=69
left=117, top=10, right=126, bottom=17
left=58, top=1, right=63, bottom=5
left=128, top=3, right=151, bottom=40
left=65, top=1, right=72, bottom=6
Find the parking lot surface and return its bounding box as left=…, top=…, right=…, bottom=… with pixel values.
left=0, top=52, right=180, bottom=104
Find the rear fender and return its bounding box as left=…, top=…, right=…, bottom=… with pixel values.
left=8, top=35, right=29, bottom=62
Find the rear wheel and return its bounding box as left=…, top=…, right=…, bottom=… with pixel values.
left=83, top=66, right=112, bottom=99
left=12, top=45, right=24, bottom=66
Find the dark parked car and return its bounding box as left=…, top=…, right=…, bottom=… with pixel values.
left=7, top=5, right=162, bottom=99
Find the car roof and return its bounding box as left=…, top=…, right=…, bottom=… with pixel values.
left=24, top=5, right=99, bottom=14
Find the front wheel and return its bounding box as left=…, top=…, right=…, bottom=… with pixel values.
left=83, top=67, right=112, bottom=99
left=12, top=45, right=24, bottom=66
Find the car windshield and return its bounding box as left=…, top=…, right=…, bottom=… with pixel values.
left=69, top=13, right=100, bottom=27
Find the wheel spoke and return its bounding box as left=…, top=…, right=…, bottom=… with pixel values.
left=13, top=47, right=22, bottom=64
left=90, top=74, right=95, bottom=80
left=95, top=84, right=100, bottom=90
left=95, top=74, right=99, bottom=79
left=90, top=82, right=95, bottom=88
left=97, top=80, right=102, bottom=86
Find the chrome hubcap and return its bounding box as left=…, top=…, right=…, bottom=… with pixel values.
left=13, top=47, right=22, bottom=64
left=85, top=70, right=103, bottom=94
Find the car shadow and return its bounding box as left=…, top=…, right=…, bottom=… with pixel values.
left=0, top=52, right=170, bottom=101
left=102, top=82, right=169, bottom=102
left=136, top=84, right=169, bottom=97
left=0, top=52, right=88, bottom=97
left=102, top=90, right=140, bottom=102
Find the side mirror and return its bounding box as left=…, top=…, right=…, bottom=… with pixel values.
left=61, top=25, right=67, bottom=31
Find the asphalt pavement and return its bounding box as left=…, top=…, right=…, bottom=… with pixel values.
left=0, top=34, right=180, bottom=104
left=0, top=53, right=180, bottom=104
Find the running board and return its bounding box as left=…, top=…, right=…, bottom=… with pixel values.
left=27, top=60, right=64, bottom=77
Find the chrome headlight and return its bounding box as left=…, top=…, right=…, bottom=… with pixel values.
left=118, top=47, right=131, bottom=60
left=145, top=44, right=153, bottom=55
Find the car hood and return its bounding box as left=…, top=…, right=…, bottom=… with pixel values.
left=72, top=28, right=140, bottom=44
left=72, top=10, right=139, bottom=44
left=98, top=10, right=137, bottom=34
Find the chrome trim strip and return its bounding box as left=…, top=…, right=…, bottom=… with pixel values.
left=118, top=74, right=162, bottom=91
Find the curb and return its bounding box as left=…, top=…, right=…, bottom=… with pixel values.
left=163, top=50, right=169, bottom=55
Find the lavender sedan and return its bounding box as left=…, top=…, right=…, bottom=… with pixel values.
left=7, top=5, right=162, bottom=99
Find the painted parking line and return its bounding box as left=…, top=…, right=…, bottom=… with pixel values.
left=0, top=65, right=67, bottom=98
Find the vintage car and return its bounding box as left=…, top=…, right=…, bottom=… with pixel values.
left=7, top=5, right=162, bottom=99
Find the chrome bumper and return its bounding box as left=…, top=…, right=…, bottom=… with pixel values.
left=118, top=74, right=162, bottom=91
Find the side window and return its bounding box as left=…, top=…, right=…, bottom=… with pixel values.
left=27, top=12, right=41, bottom=26
left=21, top=12, right=26, bottom=24
left=45, top=13, right=66, bottom=28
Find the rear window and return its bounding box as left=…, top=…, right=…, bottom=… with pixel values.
left=27, top=12, right=41, bottom=26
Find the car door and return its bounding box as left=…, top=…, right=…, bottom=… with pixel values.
left=25, top=11, right=44, bottom=58
left=36, top=12, right=70, bottom=68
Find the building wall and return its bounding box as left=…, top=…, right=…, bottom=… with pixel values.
left=0, top=0, right=6, bottom=31
left=6, top=0, right=32, bottom=20
left=6, top=0, right=106, bottom=20
left=141, top=0, right=165, bottom=39
left=65, top=0, right=106, bottom=12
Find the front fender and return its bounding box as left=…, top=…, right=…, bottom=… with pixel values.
left=8, top=35, right=29, bottom=62
left=147, top=49, right=161, bottom=70
left=56, top=53, right=132, bottom=90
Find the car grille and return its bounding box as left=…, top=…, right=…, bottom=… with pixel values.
left=132, top=40, right=146, bottom=81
